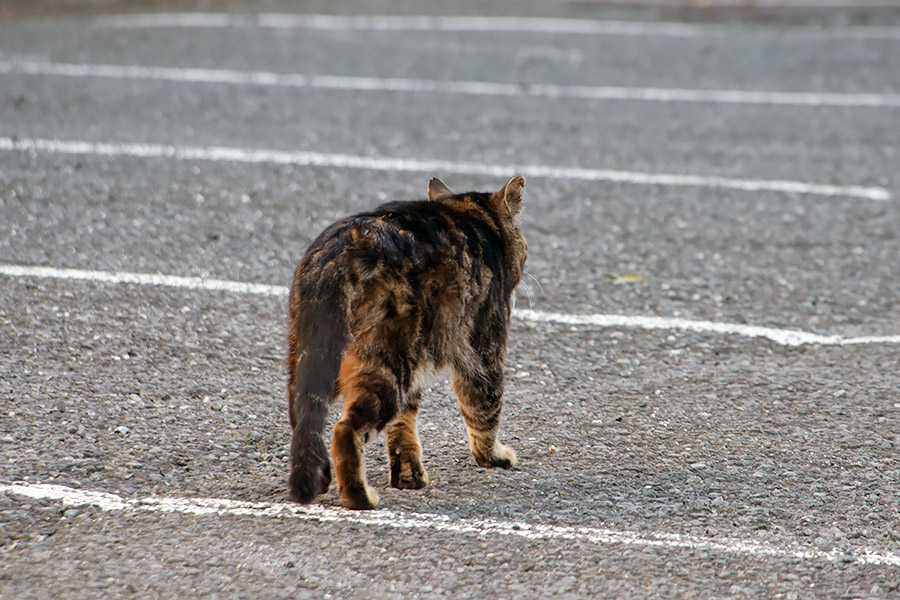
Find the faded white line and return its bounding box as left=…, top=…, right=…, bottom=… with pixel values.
left=697, top=0, right=900, bottom=6
left=3, top=263, right=899, bottom=347
left=2, top=482, right=898, bottom=566
left=0, top=136, right=889, bottom=201
left=91, top=13, right=900, bottom=40
left=90, top=13, right=708, bottom=37
left=0, top=263, right=285, bottom=297
left=3, top=58, right=899, bottom=109
left=513, top=308, right=900, bottom=347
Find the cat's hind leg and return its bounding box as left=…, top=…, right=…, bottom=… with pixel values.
left=332, top=350, right=399, bottom=510
left=386, top=393, right=429, bottom=490
left=452, top=366, right=516, bottom=469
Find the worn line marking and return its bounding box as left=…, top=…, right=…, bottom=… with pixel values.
left=0, top=136, right=889, bottom=201
left=2, top=482, right=898, bottom=566
left=3, top=58, right=899, bottom=109
left=513, top=308, right=900, bottom=347
left=89, top=13, right=714, bottom=37
left=0, top=264, right=286, bottom=297
left=91, top=13, right=900, bottom=40
left=3, top=263, right=899, bottom=347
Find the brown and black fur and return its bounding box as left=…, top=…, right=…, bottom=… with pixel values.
left=286, top=175, right=528, bottom=510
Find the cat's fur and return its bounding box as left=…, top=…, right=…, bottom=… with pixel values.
left=286, top=175, right=527, bottom=509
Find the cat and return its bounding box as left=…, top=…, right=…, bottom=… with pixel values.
left=286, top=175, right=527, bottom=510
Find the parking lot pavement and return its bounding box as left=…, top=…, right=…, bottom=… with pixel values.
left=2, top=1, right=899, bottom=598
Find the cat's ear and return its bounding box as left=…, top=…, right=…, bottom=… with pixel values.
left=498, top=174, right=526, bottom=217
left=428, top=177, right=453, bottom=201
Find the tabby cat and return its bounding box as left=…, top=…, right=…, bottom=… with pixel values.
left=286, top=175, right=527, bottom=510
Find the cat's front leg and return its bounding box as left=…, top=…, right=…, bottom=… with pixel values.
left=452, top=367, right=516, bottom=469
left=386, top=398, right=429, bottom=490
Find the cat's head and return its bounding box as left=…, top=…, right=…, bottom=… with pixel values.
left=428, top=175, right=528, bottom=287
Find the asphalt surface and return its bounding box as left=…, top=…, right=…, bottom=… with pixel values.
left=1, top=1, right=900, bottom=598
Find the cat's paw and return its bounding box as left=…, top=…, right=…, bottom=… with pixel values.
left=339, top=483, right=380, bottom=510
left=474, top=442, right=517, bottom=469
left=391, top=458, right=430, bottom=490
left=490, top=443, right=517, bottom=469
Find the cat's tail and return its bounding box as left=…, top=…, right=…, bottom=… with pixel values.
left=288, top=288, right=348, bottom=504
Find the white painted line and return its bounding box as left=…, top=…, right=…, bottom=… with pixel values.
left=0, top=136, right=889, bottom=201
left=3, top=58, right=899, bottom=109
left=0, top=264, right=285, bottom=297
left=2, top=481, right=898, bottom=566
left=92, top=13, right=900, bottom=40
left=703, top=0, right=900, bottom=6
left=91, top=13, right=705, bottom=37
left=513, top=308, right=900, bottom=347
left=3, top=263, right=899, bottom=347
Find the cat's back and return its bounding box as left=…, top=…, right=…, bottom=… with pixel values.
left=299, top=196, right=497, bottom=281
